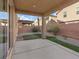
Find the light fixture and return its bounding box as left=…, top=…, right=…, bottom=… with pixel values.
left=33, top=5, right=36, bottom=8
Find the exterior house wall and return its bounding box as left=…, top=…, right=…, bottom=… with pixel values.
left=33, top=19, right=38, bottom=26
left=33, top=17, right=42, bottom=26
left=33, top=16, right=57, bottom=27
left=46, top=16, right=58, bottom=30
left=56, top=2, right=79, bottom=39
left=57, top=2, right=79, bottom=21
left=33, top=16, right=57, bottom=32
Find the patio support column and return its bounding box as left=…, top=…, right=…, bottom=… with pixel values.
left=38, top=18, right=40, bottom=28
left=42, top=16, right=46, bottom=39
left=9, top=4, right=17, bottom=48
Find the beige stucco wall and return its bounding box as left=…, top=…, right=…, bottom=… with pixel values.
left=57, top=2, right=79, bottom=21
left=33, top=17, right=42, bottom=26
left=33, top=19, right=38, bottom=26
left=33, top=16, right=57, bottom=26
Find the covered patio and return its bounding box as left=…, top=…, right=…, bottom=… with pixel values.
left=7, top=0, right=79, bottom=59
left=10, top=0, right=79, bottom=40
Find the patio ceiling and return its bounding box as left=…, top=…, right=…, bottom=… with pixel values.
left=14, top=0, right=79, bottom=16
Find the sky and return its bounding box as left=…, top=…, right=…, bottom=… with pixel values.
left=0, top=11, right=56, bottom=21
left=0, top=12, right=8, bottom=19
left=17, top=14, right=39, bottom=21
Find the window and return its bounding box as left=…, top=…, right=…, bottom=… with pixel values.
left=76, top=7, right=79, bottom=14
left=63, top=11, right=67, bottom=17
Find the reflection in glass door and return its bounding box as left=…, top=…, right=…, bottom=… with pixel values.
left=0, top=0, right=8, bottom=59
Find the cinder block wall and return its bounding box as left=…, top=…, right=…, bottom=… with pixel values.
left=58, top=23, right=79, bottom=39
left=46, top=19, right=79, bottom=39
left=18, top=26, right=32, bottom=34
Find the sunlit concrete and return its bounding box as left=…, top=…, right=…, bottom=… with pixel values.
left=13, top=39, right=79, bottom=59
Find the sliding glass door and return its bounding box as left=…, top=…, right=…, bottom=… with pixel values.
left=0, top=0, right=8, bottom=59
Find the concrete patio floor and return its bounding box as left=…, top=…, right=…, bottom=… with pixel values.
left=13, top=39, right=79, bottom=59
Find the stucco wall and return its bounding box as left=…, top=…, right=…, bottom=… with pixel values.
left=57, top=2, right=79, bottom=21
